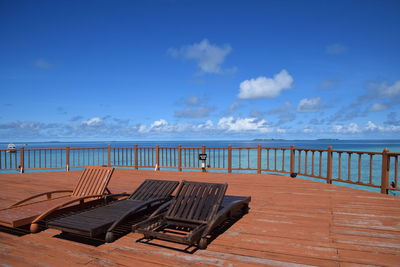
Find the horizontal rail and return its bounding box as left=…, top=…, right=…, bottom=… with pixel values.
left=1, top=145, right=399, bottom=195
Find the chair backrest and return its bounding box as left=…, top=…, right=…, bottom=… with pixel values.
left=165, top=181, right=227, bottom=224
left=129, top=179, right=179, bottom=201
left=71, top=166, right=114, bottom=197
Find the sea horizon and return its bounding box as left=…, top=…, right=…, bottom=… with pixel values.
left=2, top=139, right=400, bottom=152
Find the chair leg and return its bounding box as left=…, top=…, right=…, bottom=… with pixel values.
left=198, top=237, right=208, bottom=249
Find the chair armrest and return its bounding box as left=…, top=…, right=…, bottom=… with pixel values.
left=103, top=192, right=130, bottom=203
left=8, top=190, right=73, bottom=208
left=148, top=200, right=172, bottom=218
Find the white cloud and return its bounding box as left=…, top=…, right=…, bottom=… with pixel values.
left=237, top=69, right=293, bottom=99
left=168, top=39, right=233, bottom=74
left=297, top=97, right=322, bottom=112
left=332, top=123, right=361, bottom=134
left=217, top=117, right=272, bottom=133
left=303, top=127, right=314, bottom=133
left=196, top=120, right=214, bottom=130
left=326, top=43, right=347, bottom=54
left=82, top=117, right=103, bottom=126
left=365, top=121, right=400, bottom=132
left=151, top=119, right=168, bottom=128
left=367, top=103, right=387, bottom=112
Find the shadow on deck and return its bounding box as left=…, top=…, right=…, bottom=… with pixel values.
left=1, top=169, right=400, bottom=266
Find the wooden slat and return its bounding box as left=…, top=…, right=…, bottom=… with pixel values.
left=165, top=181, right=227, bottom=224
left=71, top=166, right=113, bottom=197
left=129, top=180, right=178, bottom=201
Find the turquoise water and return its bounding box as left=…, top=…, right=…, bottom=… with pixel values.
left=2, top=139, right=400, bottom=152
left=1, top=140, right=399, bottom=195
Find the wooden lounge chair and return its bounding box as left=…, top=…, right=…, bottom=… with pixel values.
left=0, top=166, right=114, bottom=233
left=46, top=179, right=179, bottom=243
left=132, top=181, right=251, bottom=249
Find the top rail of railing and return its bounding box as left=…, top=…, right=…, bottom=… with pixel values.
left=0, top=145, right=398, bottom=194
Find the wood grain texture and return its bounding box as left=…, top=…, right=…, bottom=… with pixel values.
left=1, top=169, right=400, bottom=266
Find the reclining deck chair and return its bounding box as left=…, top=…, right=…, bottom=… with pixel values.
left=132, top=181, right=251, bottom=249
left=0, top=166, right=114, bottom=233
left=46, top=179, right=179, bottom=243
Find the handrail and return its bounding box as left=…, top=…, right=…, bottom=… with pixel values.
left=1, top=145, right=399, bottom=195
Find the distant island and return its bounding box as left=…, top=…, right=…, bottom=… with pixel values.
left=253, top=139, right=286, bottom=141
left=252, top=138, right=340, bottom=141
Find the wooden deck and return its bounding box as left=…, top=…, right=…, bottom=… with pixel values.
left=0, top=169, right=400, bottom=266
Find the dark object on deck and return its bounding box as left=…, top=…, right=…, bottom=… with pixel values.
left=47, top=179, right=179, bottom=243
left=132, top=181, right=251, bottom=249
left=0, top=166, right=114, bottom=233
left=290, top=172, right=297, bottom=178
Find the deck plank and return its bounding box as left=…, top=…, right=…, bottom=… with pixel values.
left=1, top=169, right=399, bottom=266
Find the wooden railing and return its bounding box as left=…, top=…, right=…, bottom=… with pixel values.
left=0, top=145, right=399, bottom=194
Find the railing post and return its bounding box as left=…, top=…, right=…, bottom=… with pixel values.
left=178, top=145, right=182, bottom=172
left=228, top=145, right=232, bottom=173
left=327, top=146, right=333, bottom=184
left=290, top=145, right=295, bottom=176
left=257, top=144, right=262, bottom=174
left=66, top=146, right=70, bottom=171
left=107, top=144, right=111, bottom=167
left=155, top=145, right=160, bottom=171
left=201, top=145, right=207, bottom=172
left=134, top=144, right=138, bottom=170
left=19, top=147, right=24, bottom=173
left=381, top=148, right=389, bottom=194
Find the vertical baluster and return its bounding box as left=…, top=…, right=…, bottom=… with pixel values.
left=319, top=151, right=322, bottom=177
left=358, top=153, right=362, bottom=183
left=274, top=149, right=277, bottom=171
left=188, top=148, right=191, bottom=168
left=369, top=154, right=373, bottom=184
left=305, top=150, right=308, bottom=174
left=338, top=152, right=342, bottom=180
left=348, top=153, right=352, bottom=181
left=267, top=149, right=270, bottom=170
left=177, top=145, right=181, bottom=171
left=257, top=145, right=262, bottom=173
left=169, top=148, right=172, bottom=167
left=49, top=150, right=52, bottom=168
left=238, top=149, right=241, bottom=169
left=222, top=148, right=225, bottom=169
left=327, top=146, right=333, bottom=184
left=282, top=149, right=285, bottom=171
left=311, top=151, right=315, bottom=175
left=298, top=150, right=301, bottom=173
left=394, top=155, right=398, bottom=188
left=247, top=148, right=250, bottom=169
left=228, top=145, right=232, bottom=173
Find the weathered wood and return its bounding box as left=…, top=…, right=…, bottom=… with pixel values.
left=0, top=166, right=114, bottom=229
left=1, top=169, right=400, bottom=266
left=47, top=179, right=179, bottom=239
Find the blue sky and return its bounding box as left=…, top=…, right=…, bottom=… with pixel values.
left=1, top=0, right=399, bottom=141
